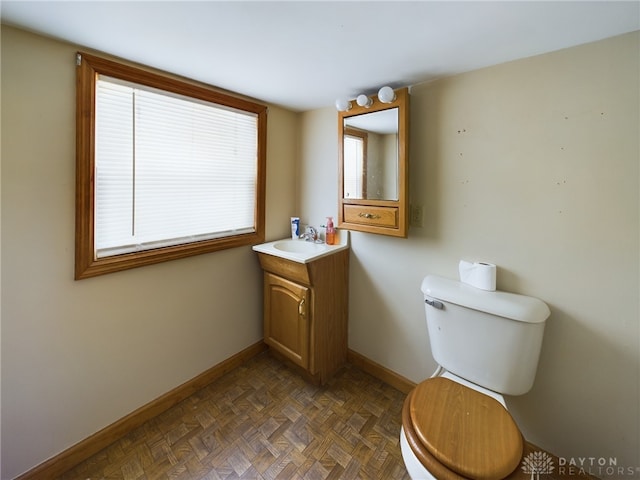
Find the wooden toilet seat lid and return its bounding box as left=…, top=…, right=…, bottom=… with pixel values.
left=409, top=377, right=523, bottom=480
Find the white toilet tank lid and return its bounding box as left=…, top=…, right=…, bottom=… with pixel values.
left=421, top=275, right=550, bottom=324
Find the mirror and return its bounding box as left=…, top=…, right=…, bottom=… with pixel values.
left=343, top=108, right=398, bottom=201
left=338, top=87, right=409, bottom=237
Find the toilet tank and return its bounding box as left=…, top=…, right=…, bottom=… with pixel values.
left=422, top=275, right=550, bottom=396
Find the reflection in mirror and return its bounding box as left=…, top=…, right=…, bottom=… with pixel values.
left=343, top=108, right=398, bottom=201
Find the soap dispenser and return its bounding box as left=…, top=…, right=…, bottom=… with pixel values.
left=325, top=217, right=336, bottom=245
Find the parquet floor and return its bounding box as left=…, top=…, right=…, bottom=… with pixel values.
left=57, top=353, right=411, bottom=480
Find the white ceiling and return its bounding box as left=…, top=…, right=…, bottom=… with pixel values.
left=2, top=1, right=639, bottom=111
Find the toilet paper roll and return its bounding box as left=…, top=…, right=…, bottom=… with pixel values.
left=459, top=260, right=497, bottom=291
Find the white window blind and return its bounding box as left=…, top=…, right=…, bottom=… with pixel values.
left=95, top=75, right=259, bottom=258
left=343, top=134, right=364, bottom=199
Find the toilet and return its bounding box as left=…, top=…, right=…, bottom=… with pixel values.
left=400, top=275, right=551, bottom=480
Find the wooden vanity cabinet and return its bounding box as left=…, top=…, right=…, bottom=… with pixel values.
left=257, top=249, right=349, bottom=385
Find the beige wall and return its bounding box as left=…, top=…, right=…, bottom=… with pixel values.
left=0, top=26, right=298, bottom=478
left=300, top=32, right=639, bottom=467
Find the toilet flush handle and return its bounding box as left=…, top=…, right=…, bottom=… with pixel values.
left=425, top=298, right=444, bottom=309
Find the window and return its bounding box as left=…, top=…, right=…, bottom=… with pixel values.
left=75, top=53, right=267, bottom=279
left=343, top=128, right=367, bottom=199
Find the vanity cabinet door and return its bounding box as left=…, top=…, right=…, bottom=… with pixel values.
left=263, top=273, right=311, bottom=370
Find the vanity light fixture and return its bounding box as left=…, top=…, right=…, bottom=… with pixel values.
left=356, top=94, right=374, bottom=108
left=335, top=98, right=352, bottom=112
left=335, top=85, right=399, bottom=111
left=378, top=85, right=396, bottom=103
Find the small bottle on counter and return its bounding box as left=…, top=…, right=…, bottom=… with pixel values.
left=325, top=216, right=336, bottom=245
left=291, top=217, right=300, bottom=239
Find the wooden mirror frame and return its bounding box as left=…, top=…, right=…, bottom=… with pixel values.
left=338, top=87, right=409, bottom=237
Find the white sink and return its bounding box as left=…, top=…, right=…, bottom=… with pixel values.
left=252, top=232, right=349, bottom=264
left=273, top=240, right=327, bottom=254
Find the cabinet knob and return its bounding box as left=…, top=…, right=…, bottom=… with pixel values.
left=298, top=298, right=306, bottom=317
left=358, top=212, right=381, bottom=219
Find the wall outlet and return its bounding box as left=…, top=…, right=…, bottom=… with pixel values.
left=410, top=204, right=424, bottom=228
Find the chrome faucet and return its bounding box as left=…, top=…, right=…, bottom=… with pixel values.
left=300, top=226, right=318, bottom=242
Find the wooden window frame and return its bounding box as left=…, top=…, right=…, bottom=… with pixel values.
left=75, top=52, right=267, bottom=279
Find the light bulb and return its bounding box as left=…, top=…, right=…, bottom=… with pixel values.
left=335, top=98, right=352, bottom=112
left=356, top=94, right=373, bottom=108
left=378, top=86, right=396, bottom=103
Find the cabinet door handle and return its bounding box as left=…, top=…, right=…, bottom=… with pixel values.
left=298, top=298, right=306, bottom=317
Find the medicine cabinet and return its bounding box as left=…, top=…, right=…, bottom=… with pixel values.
left=338, top=87, right=409, bottom=237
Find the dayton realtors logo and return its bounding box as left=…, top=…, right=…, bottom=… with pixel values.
left=521, top=451, right=555, bottom=480
left=522, top=451, right=640, bottom=479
